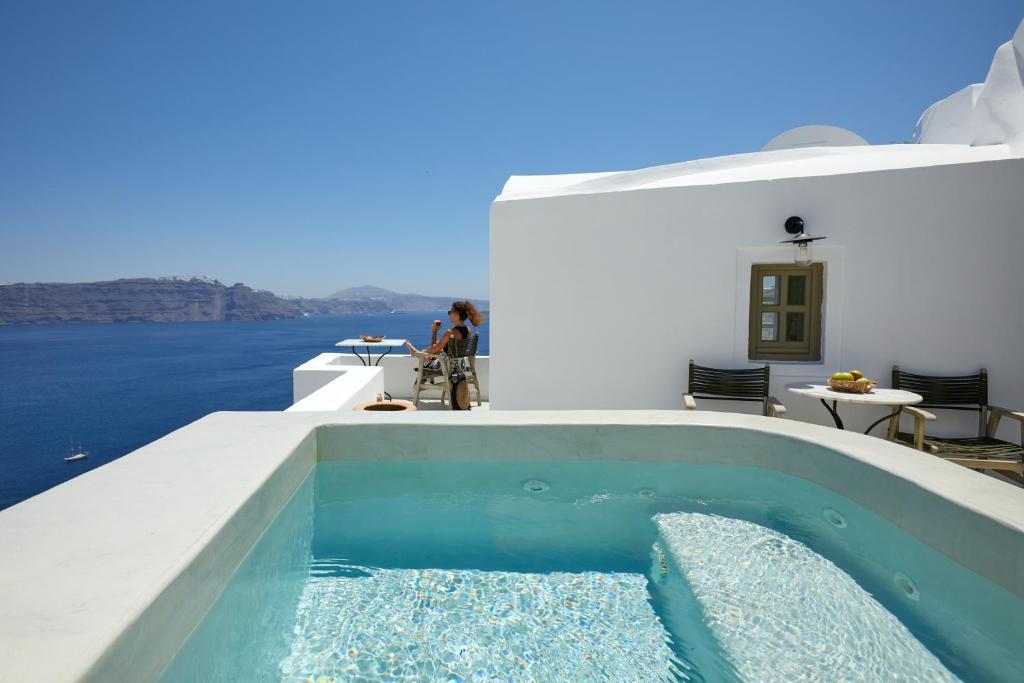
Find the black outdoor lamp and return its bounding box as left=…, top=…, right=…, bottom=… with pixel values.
left=781, top=216, right=826, bottom=266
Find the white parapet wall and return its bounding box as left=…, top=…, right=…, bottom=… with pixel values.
left=296, top=352, right=490, bottom=403
left=287, top=362, right=384, bottom=413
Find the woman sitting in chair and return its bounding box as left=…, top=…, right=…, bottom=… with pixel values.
left=405, top=300, right=484, bottom=364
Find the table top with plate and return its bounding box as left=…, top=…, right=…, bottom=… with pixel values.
left=786, top=383, right=923, bottom=406
left=786, top=380, right=922, bottom=435
left=336, top=337, right=408, bottom=366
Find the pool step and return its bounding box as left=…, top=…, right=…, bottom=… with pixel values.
left=280, top=567, right=684, bottom=681
left=653, top=512, right=959, bottom=683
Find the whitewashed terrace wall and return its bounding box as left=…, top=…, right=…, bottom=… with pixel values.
left=294, top=353, right=490, bottom=404
left=491, top=158, right=1024, bottom=438
left=288, top=361, right=384, bottom=412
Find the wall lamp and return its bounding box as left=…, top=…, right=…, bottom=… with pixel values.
left=781, top=216, right=826, bottom=266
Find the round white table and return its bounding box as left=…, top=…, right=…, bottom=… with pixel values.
left=785, top=383, right=923, bottom=435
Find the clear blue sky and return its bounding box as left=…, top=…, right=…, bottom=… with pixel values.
left=1, top=2, right=1020, bottom=299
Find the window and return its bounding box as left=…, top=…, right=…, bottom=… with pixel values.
left=748, top=263, right=823, bottom=361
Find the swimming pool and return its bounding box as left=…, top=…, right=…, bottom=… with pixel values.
left=157, top=425, right=1024, bottom=682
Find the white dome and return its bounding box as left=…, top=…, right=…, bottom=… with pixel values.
left=762, top=125, right=869, bottom=151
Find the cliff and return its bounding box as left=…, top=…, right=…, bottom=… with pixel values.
left=0, top=278, right=486, bottom=324
left=0, top=277, right=303, bottom=324
left=329, top=285, right=488, bottom=313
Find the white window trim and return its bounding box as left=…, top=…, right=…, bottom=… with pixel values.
left=733, top=245, right=845, bottom=379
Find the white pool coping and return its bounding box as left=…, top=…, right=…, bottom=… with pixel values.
left=0, top=410, right=1022, bottom=682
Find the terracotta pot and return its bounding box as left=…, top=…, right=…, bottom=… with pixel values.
left=353, top=399, right=417, bottom=412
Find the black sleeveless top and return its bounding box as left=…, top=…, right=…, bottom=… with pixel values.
left=451, top=325, right=469, bottom=341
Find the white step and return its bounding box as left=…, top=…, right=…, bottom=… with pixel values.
left=653, top=512, right=959, bottom=682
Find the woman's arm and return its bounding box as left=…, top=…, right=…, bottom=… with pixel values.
left=407, top=320, right=445, bottom=355
left=405, top=329, right=452, bottom=356
left=423, top=329, right=452, bottom=354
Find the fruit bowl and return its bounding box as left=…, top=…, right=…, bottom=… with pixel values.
left=360, top=335, right=385, bottom=343
left=828, top=378, right=876, bottom=394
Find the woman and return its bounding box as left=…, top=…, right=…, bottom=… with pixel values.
left=405, top=300, right=484, bottom=359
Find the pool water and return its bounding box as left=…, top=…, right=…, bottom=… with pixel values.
left=159, top=461, right=1024, bottom=682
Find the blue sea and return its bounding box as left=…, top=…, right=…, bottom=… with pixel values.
left=0, top=313, right=488, bottom=510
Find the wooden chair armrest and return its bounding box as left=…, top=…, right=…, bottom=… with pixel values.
left=903, top=406, right=937, bottom=421
left=683, top=394, right=697, bottom=410
left=410, top=351, right=432, bottom=373
left=988, top=406, right=1024, bottom=443
left=767, top=396, right=786, bottom=418
left=989, top=406, right=1024, bottom=423
left=901, top=405, right=936, bottom=450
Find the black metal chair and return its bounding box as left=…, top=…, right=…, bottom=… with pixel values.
left=683, top=360, right=786, bottom=418
left=888, top=365, right=1023, bottom=482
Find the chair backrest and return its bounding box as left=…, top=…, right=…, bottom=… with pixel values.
left=891, top=365, right=988, bottom=412
left=446, top=335, right=473, bottom=359
left=466, top=333, right=479, bottom=358
left=688, top=360, right=770, bottom=404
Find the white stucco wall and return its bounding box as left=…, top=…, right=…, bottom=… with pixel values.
left=287, top=361, right=384, bottom=412
left=312, top=353, right=490, bottom=402
left=490, top=157, right=1024, bottom=437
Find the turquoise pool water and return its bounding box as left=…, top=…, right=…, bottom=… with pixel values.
left=159, top=461, right=1023, bottom=682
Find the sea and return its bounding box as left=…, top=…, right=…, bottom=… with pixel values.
left=0, top=313, right=489, bottom=510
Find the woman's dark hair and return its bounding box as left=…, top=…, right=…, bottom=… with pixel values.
left=450, top=300, right=485, bottom=327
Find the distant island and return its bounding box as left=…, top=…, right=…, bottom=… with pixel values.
left=0, top=276, right=488, bottom=325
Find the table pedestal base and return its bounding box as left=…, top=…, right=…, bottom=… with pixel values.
left=818, top=399, right=903, bottom=436
left=350, top=345, right=394, bottom=367
left=865, top=407, right=902, bottom=436
left=819, top=399, right=844, bottom=429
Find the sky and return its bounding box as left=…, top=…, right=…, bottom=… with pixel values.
left=0, top=2, right=1020, bottom=299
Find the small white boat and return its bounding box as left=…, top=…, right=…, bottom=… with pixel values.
left=65, top=441, right=88, bottom=462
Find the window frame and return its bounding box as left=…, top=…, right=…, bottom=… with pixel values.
left=748, top=262, right=823, bottom=362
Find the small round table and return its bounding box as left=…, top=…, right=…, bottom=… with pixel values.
left=785, top=383, right=923, bottom=435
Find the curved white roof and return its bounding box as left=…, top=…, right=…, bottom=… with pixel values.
left=498, top=19, right=1023, bottom=204
left=496, top=143, right=1012, bottom=201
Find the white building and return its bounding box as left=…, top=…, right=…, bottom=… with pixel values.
left=489, top=19, right=1024, bottom=437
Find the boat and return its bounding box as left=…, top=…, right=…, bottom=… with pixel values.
left=65, top=441, right=88, bottom=462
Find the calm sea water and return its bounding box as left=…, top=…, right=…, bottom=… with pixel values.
left=0, top=313, right=488, bottom=510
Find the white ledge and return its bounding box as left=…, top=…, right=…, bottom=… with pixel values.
left=0, top=410, right=1021, bottom=682
left=286, top=366, right=383, bottom=412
